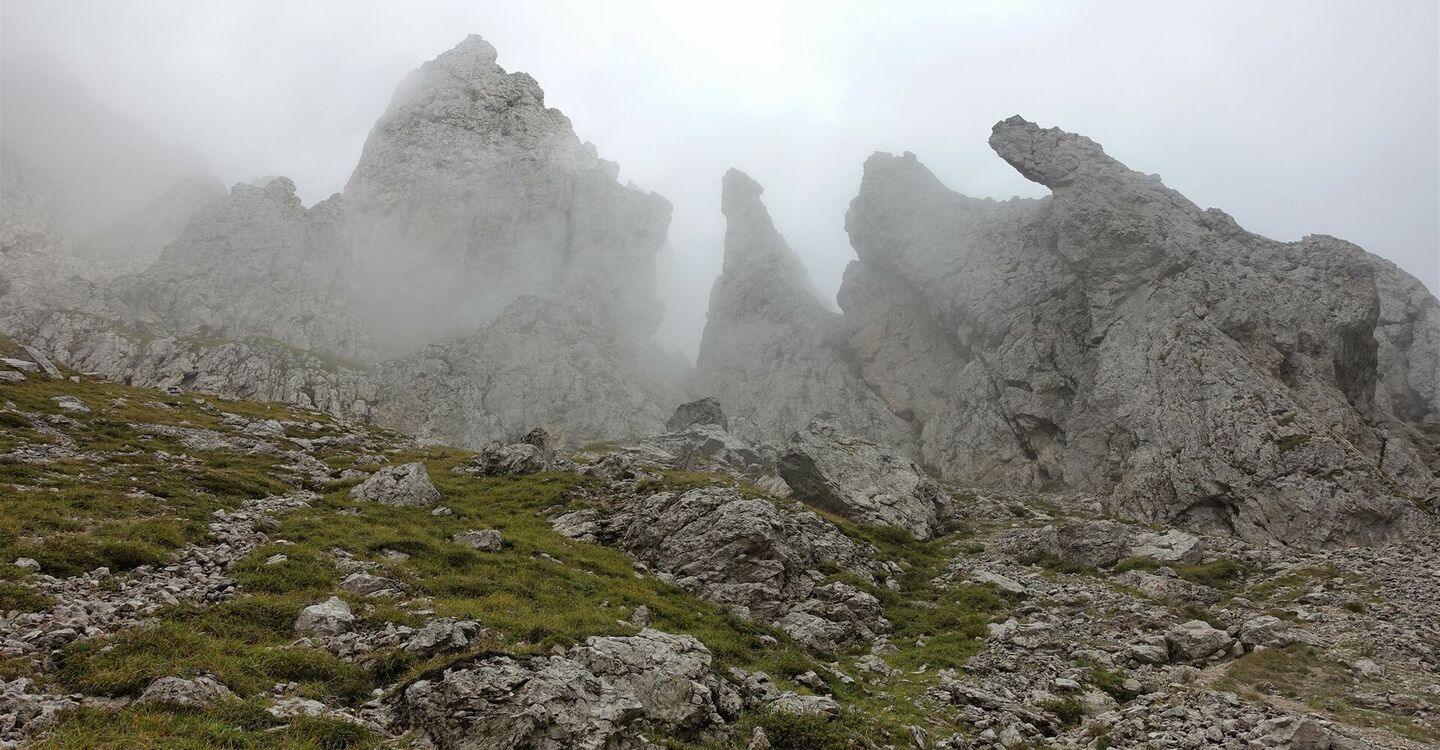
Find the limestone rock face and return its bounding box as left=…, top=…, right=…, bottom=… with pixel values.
left=4, top=314, right=374, bottom=419
left=0, top=157, right=135, bottom=326
left=123, top=178, right=372, bottom=360
left=345, top=34, right=670, bottom=346
left=830, top=116, right=1436, bottom=547
left=778, top=419, right=949, bottom=540
left=773, top=581, right=890, bottom=652
left=1369, top=256, right=1440, bottom=482
left=695, top=170, right=912, bottom=451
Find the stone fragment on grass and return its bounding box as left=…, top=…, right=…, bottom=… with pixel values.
left=452, top=529, right=503, bottom=551
left=295, top=596, right=354, bottom=635
left=137, top=676, right=235, bottom=708
left=20, top=346, right=62, bottom=379
left=339, top=572, right=404, bottom=598
left=51, top=396, right=89, bottom=413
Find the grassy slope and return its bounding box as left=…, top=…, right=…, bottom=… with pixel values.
left=0, top=337, right=1009, bottom=749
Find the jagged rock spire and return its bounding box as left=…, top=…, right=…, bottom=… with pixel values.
left=698, top=169, right=915, bottom=453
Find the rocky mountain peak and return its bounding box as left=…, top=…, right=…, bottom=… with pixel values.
left=346, top=35, right=582, bottom=208
left=340, top=36, right=669, bottom=351
left=439, top=33, right=500, bottom=67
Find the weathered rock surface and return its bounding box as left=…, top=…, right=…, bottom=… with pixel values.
left=603, top=422, right=776, bottom=481
left=1001, top=521, right=1138, bottom=569
left=1129, top=529, right=1205, bottom=565
left=460, top=427, right=558, bottom=476
left=338, top=572, right=405, bottom=598
left=395, top=629, right=729, bottom=750
left=295, top=597, right=356, bottom=636
left=451, top=529, right=503, bottom=551
left=778, top=418, right=949, bottom=539
left=773, top=581, right=890, bottom=652
left=553, top=486, right=888, bottom=621
left=1165, top=619, right=1236, bottom=662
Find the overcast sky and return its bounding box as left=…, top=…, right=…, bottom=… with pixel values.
left=4, top=0, right=1437, bottom=357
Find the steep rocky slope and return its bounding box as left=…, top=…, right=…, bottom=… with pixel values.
left=700, top=117, right=1439, bottom=548
left=0, top=348, right=1434, bottom=749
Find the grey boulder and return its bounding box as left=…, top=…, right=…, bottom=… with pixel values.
left=136, top=676, right=235, bottom=708
left=778, top=419, right=948, bottom=540
left=1165, top=619, right=1235, bottom=662
left=294, top=596, right=355, bottom=636
left=1128, top=529, right=1205, bottom=565
left=350, top=463, right=441, bottom=507
left=667, top=397, right=728, bottom=432
left=465, top=428, right=556, bottom=476
left=452, top=529, right=503, bottom=552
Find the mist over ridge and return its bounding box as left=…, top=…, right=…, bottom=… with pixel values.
left=3, top=0, right=1436, bottom=361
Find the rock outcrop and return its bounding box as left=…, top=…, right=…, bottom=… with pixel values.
left=395, top=629, right=730, bottom=750
left=667, top=397, right=728, bottom=433
left=702, top=116, right=1438, bottom=547
left=778, top=419, right=949, bottom=540
left=123, top=177, right=372, bottom=359
left=371, top=295, right=681, bottom=448
left=553, top=486, right=889, bottom=621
